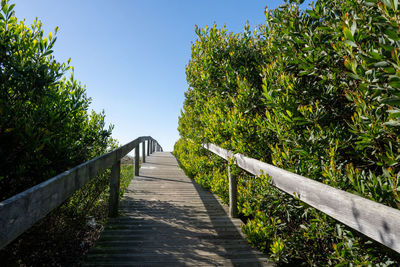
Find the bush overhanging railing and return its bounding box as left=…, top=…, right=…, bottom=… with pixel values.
left=203, top=143, right=400, bottom=254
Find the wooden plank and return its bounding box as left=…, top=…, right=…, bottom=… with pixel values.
left=0, top=136, right=156, bottom=249
left=85, top=152, right=272, bottom=266
left=203, top=143, right=400, bottom=253
left=108, top=161, right=121, bottom=217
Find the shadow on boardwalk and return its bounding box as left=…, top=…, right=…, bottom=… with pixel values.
left=84, top=152, right=272, bottom=266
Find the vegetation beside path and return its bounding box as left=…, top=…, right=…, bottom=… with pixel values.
left=175, top=0, right=400, bottom=265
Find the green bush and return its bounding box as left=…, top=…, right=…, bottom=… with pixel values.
left=0, top=1, right=121, bottom=264
left=176, top=0, right=400, bottom=264
left=0, top=0, right=113, bottom=201
left=0, top=163, right=135, bottom=266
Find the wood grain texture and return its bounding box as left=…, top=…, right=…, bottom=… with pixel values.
left=203, top=143, right=400, bottom=253
left=84, top=152, right=273, bottom=266
left=0, top=136, right=157, bottom=249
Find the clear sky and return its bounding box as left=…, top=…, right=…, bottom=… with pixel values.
left=13, top=0, right=311, bottom=151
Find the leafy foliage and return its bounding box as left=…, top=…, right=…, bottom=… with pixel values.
left=0, top=1, right=123, bottom=264
left=0, top=163, right=134, bottom=266
left=176, top=0, right=400, bottom=264
left=0, top=0, right=113, bottom=201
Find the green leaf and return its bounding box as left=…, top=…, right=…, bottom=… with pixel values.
left=389, top=80, right=400, bottom=88
left=381, top=44, right=395, bottom=52
left=344, top=40, right=357, bottom=47
left=344, top=27, right=355, bottom=42
left=382, top=0, right=393, bottom=8
left=42, top=50, right=53, bottom=57
left=1, top=3, right=7, bottom=14
left=363, top=1, right=376, bottom=7
left=384, top=67, right=396, bottom=74
left=374, top=61, right=390, bottom=67
left=306, top=10, right=319, bottom=19
left=368, top=51, right=383, bottom=60
left=7, top=3, right=14, bottom=13
left=350, top=21, right=357, bottom=36
left=387, top=109, right=400, bottom=118
left=383, top=120, right=400, bottom=126
left=298, top=70, right=311, bottom=76
left=382, top=97, right=400, bottom=105
left=385, top=28, right=400, bottom=41
left=348, top=73, right=361, bottom=80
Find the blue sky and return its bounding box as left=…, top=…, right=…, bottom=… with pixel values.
left=14, top=0, right=311, bottom=151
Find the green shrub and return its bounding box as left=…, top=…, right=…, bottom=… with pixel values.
left=0, top=0, right=113, bottom=201
left=0, top=163, right=135, bottom=266
left=0, top=0, right=122, bottom=264
left=176, top=0, right=400, bottom=264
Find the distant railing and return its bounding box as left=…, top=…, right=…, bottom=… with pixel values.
left=203, top=143, right=400, bottom=254
left=0, top=136, right=163, bottom=249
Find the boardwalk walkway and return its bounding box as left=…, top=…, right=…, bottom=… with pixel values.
left=84, top=152, right=272, bottom=266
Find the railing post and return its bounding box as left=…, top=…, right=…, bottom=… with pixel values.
left=108, top=160, right=121, bottom=217
left=228, top=164, right=238, bottom=218
left=142, top=141, right=146, bottom=163
left=149, top=140, right=152, bottom=154
left=135, top=143, right=140, bottom=176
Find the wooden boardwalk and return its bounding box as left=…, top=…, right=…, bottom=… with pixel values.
left=84, top=152, right=272, bottom=266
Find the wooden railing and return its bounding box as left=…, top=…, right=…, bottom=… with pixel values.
left=0, top=136, right=163, bottom=249
left=203, top=143, right=400, bottom=254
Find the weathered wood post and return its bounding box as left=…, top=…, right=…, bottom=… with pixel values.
left=142, top=141, right=146, bottom=163
left=108, top=160, right=121, bottom=217
left=228, top=163, right=238, bottom=218
left=149, top=140, right=153, bottom=154
left=147, top=139, right=150, bottom=156
left=135, top=143, right=140, bottom=176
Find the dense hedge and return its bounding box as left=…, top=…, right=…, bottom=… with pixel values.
left=0, top=0, right=124, bottom=264
left=175, top=0, right=400, bottom=264
left=0, top=0, right=113, bottom=201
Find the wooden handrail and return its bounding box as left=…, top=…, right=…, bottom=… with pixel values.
left=0, top=136, right=163, bottom=249
left=203, top=143, right=400, bottom=254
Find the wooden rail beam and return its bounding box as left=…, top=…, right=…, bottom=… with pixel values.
left=0, top=136, right=161, bottom=249
left=203, top=143, right=400, bottom=253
